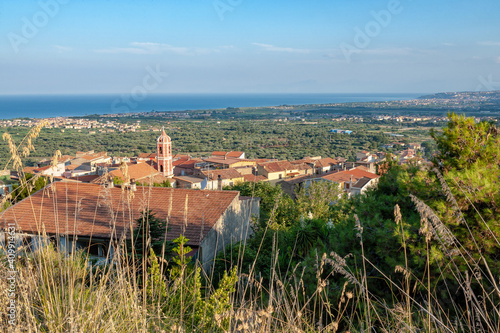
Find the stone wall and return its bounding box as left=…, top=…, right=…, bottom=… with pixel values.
left=200, top=196, right=259, bottom=271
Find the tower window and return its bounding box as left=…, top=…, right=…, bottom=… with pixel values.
left=160, top=165, right=164, bottom=173
left=159, top=146, right=163, bottom=154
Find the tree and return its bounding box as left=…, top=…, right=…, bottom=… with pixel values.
left=128, top=210, right=173, bottom=262
left=11, top=173, right=49, bottom=203
left=295, top=180, right=342, bottom=220
left=431, top=113, right=500, bottom=171
left=430, top=113, right=500, bottom=273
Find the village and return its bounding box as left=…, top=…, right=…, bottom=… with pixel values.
left=0, top=127, right=427, bottom=268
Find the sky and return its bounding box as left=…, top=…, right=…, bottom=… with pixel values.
left=0, top=0, right=499, bottom=95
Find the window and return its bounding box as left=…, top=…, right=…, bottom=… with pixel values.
left=88, top=243, right=106, bottom=257
left=159, top=146, right=163, bottom=154
left=160, top=165, right=164, bottom=173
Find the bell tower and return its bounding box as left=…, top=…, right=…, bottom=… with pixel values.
left=157, top=127, right=173, bottom=177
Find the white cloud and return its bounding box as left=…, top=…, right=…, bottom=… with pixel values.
left=95, top=42, right=221, bottom=55
left=478, top=41, right=500, bottom=46
left=252, top=43, right=310, bottom=54
left=442, top=42, right=454, bottom=47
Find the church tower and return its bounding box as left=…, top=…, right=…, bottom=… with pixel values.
left=157, top=127, right=173, bottom=177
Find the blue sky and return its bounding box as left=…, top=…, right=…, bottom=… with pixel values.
left=1, top=0, right=499, bottom=94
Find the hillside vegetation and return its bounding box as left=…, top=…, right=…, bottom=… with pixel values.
left=0, top=113, right=499, bottom=332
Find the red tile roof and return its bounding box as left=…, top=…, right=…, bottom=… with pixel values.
left=22, top=166, right=37, bottom=174
left=0, top=183, right=240, bottom=246
left=68, top=175, right=101, bottom=183
left=35, top=165, right=52, bottom=172
left=112, top=162, right=160, bottom=181
left=259, top=160, right=293, bottom=173
left=138, top=153, right=156, bottom=159
left=203, top=156, right=254, bottom=166
left=81, top=152, right=108, bottom=161
left=321, top=169, right=379, bottom=183
left=211, top=151, right=244, bottom=158
left=174, top=158, right=202, bottom=169
left=315, top=157, right=339, bottom=168
left=242, top=174, right=268, bottom=182
left=202, top=168, right=242, bottom=180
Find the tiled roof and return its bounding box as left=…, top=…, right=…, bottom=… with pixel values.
left=201, top=168, right=242, bottom=180
left=35, top=165, right=52, bottom=172
left=259, top=160, right=293, bottom=173
left=173, top=175, right=205, bottom=184
left=174, top=158, right=202, bottom=169
left=68, top=175, right=101, bottom=183
left=322, top=169, right=379, bottom=183
left=353, top=177, right=372, bottom=188
left=99, top=163, right=161, bottom=183
left=138, top=153, right=156, bottom=159
left=242, top=174, right=268, bottom=182
left=0, top=183, right=239, bottom=246
left=280, top=174, right=314, bottom=185
left=316, top=157, right=339, bottom=168
left=294, top=163, right=313, bottom=171
left=321, top=172, right=352, bottom=183
left=211, top=151, right=244, bottom=158
left=203, top=157, right=254, bottom=166
left=23, top=166, right=37, bottom=174
left=81, top=152, right=108, bottom=161
left=291, top=158, right=317, bottom=165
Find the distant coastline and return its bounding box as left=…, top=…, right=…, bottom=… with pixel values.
left=0, top=93, right=422, bottom=120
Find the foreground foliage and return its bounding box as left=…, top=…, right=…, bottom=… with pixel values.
left=0, top=113, right=499, bottom=331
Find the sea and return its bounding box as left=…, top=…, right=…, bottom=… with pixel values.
left=0, top=93, right=422, bottom=120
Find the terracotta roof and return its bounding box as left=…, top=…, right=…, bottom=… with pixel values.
left=322, top=169, right=379, bottom=183
left=173, top=154, right=191, bottom=161
left=316, top=157, right=339, bottom=168
left=138, top=153, right=156, bottom=159
left=81, top=152, right=108, bottom=161
left=294, top=163, right=313, bottom=171
left=0, top=183, right=239, bottom=246
left=107, top=163, right=161, bottom=182
left=203, top=157, right=254, bottom=166
left=259, top=160, right=294, bottom=173
left=281, top=174, right=315, bottom=185
left=35, top=165, right=52, bottom=172
left=291, top=158, right=317, bottom=165
left=68, top=175, right=101, bottom=183
left=22, top=166, right=37, bottom=174
left=242, top=174, right=267, bottom=182
left=173, top=176, right=205, bottom=184
left=174, top=158, right=202, bottom=169
left=248, top=158, right=274, bottom=164
left=211, top=151, right=244, bottom=158
left=321, top=172, right=352, bottom=183
left=202, top=168, right=242, bottom=181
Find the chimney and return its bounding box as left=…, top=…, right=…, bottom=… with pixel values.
left=217, top=174, right=222, bottom=191
left=130, top=178, right=137, bottom=191
left=107, top=176, right=114, bottom=188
